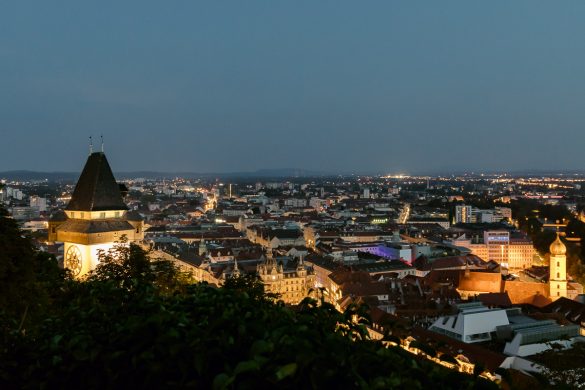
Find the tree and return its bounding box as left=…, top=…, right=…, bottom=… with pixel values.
left=0, top=206, right=66, bottom=333
left=0, top=222, right=496, bottom=389
left=90, top=237, right=191, bottom=294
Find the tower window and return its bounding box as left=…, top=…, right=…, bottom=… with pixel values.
left=115, top=211, right=120, bottom=218
left=557, top=262, right=560, bottom=267
left=557, top=273, right=560, bottom=278
left=80, top=212, right=84, bottom=219
left=100, top=212, right=106, bottom=219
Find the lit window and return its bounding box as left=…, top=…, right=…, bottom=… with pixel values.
left=100, top=212, right=106, bottom=219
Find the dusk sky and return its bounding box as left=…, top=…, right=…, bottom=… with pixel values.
left=2, top=2, right=585, bottom=174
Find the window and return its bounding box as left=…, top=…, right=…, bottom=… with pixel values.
left=115, top=211, right=120, bottom=218
left=557, top=273, right=560, bottom=279
left=557, top=262, right=560, bottom=267
left=100, top=212, right=106, bottom=219
left=71, top=212, right=75, bottom=218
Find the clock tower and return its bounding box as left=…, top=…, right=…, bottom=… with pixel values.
left=48, top=151, right=144, bottom=278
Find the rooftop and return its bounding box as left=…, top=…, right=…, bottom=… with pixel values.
left=66, top=152, right=128, bottom=212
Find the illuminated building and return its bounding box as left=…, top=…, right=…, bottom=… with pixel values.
left=29, top=196, right=48, bottom=212
left=48, top=151, right=144, bottom=278
left=454, top=205, right=511, bottom=224
left=455, top=205, right=472, bottom=224
left=257, top=250, right=315, bottom=304
left=452, top=231, right=534, bottom=271
left=549, top=234, right=568, bottom=300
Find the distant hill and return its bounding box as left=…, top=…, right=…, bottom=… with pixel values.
left=0, top=171, right=78, bottom=181
left=0, top=168, right=335, bottom=181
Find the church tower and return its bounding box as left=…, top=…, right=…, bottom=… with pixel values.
left=49, top=151, right=144, bottom=278
left=549, top=234, right=568, bottom=299
left=257, top=248, right=281, bottom=279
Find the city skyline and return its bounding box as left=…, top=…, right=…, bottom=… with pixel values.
left=3, top=3, right=585, bottom=386
left=3, top=2, right=585, bottom=173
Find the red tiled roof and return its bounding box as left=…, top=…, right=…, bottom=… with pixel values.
left=411, top=327, right=506, bottom=372
left=503, top=280, right=551, bottom=307
left=477, top=292, right=512, bottom=307
left=458, top=272, right=502, bottom=293
left=544, top=297, right=585, bottom=325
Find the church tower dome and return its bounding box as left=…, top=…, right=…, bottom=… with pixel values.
left=550, top=234, right=566, bottom=256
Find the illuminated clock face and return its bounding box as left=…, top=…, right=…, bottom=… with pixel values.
left=65, top=245, right=83, bottom=276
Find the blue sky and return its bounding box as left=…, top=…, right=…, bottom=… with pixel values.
left=2, top=1, right=585, bottom=174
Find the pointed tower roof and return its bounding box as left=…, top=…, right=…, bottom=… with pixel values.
left=66, top=152, right=128, bottom=212
left=232, top=258, right=241, bottom=277
left=297, top=255, right=305, bottom=270
left=265, top=248, right=276, bottom=267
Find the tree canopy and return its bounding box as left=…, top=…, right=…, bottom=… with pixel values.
left=0, top=209, right=495, bottom=389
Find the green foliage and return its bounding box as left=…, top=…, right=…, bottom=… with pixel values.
left=0, top=221, right=495, bottom=389
left=439, top=354, right=459, bottom=365
left=0, top=207, right=66, bottom=333
left=90, top=238, right=192, bottom=295
left=223, top=273, right=277, bottom=302
left=409, top=340, right=437, bottom=358
left=531, top=230, right=557, bottom=256
left=511, top=199, right=571, bottom=228
left=510, top=200, right=585, bottom=284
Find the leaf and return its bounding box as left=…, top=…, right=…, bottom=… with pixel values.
left=234, top=360, right=260, bottom=375
left=212, top=373, right=234, bottom=390
left=250, top=339, right=273, bottom=355
left=275, top=363, right=297, bottom=381
left=50, top=334, right=63, bottom=348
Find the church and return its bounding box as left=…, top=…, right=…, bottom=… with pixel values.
left=48, top=151, right=144, bottom=277
left=457, top=233, right=583, bottom=306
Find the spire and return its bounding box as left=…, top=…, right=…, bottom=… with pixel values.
left=264, top=247, right=278, bottom=273
left=89, top=136, right=93, bottom=155
left=66, top=152, right=128, bottom=212
left=199, top=239, right=207, bottom=256
left=100, top=134, right=104, bottom=153
left=297, top=255, right=305, bottom=270
left=232, top=258, right=241, bottom=277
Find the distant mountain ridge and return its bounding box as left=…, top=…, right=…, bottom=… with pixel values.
left=4, top=168, right=585, bottom=181
left=0, top=168, right=336, bottom=181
